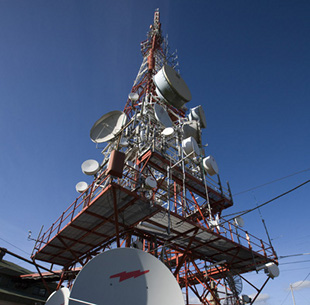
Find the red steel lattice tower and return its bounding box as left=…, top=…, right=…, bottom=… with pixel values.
left=30, top=9, right=278, bottom=305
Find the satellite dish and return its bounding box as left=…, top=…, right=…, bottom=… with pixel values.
left=234, top=216, right=245, bottom=228
left=189, top=105, right=207, bottom=129
left=203, top=155, right=219, bottom=176
left=161, top=127, right=174, bottom=136
left=182, top=136, right=200, bottom=157
left=128, top=92, right=139, bottom=102
left=154, top=104, right=173, bottom=128
left=81, top=159, right=100, bottom=176
left=182, top=121, right=201, bottom=143
left=90, top=110, right=127, bottom=143
left=46, top=287, right=70, bottom=305
left=68, top=248, right=184, bottom=305
left=154, top=65, right=191, bottom=109
left=75, top=181, right=88, bottom=193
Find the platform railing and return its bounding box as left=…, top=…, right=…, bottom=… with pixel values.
left=32, top=162, right=275, bottom=264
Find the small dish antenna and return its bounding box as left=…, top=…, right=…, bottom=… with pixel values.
left=161, top=127, right=174, bottom=136
left=90, top=110, right=127, bottom=143
left=154, top=104, right=173, bottom=128
left=154, top=65, right=191, bottom=109
left=182, top=136, right=200, bottom=157
left=81, top=159, right=100, bottom=176
left=128, top=92, right=139, bottom=102
left=234, top=216, right=245, bottom=228
left=189, top=105, right=207, bottom=128
left=46, top=287, right=70, bottom=305
left=75, top=181, right=88, bottom=193
left=68, top=248, right=185, bottom=305
left=203, top=155, right=219, bottom=176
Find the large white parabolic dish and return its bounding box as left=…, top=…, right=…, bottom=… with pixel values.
left=90, top=111, right=127, bottom=143
left=46, top=287, right=70, bottom=305
left=68, top=248, right=184, bottom=305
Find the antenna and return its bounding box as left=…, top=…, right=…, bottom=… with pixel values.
left=182, top=136, right=200, bottom=157
left=189, top=105, right=207, bottom=128
left=154, top=65, right=191, bottom=109
left=154, top=103, right=173, bottom=127
left=90, top=110, right=127, bottom=143
left=81, top=159, right=100, bottom=176
left=234, top=216, right=245, bottom=227
left=69, top=248, right=184, bottom=305
left=182, top=120, right=201, bottom=144
left=203, top=155, right=219, bottom=176
left=161, top=127, right=174, bottom=136
left=46, top=287, right=70, bottom=305
left=128, top=92, right=139, bottom=102
left=75, top=181, right=88, bottom=193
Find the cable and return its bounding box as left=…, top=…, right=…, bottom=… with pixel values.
left=0, top=237, right=30, bottom=255
left=280, top=290, right=291, bottom=305
left=280, top=259, right=310, bottom=265
left=223, top=180, right=310, bottom=225
left=292, top=271, right=310, bottom=289
left=279, top=252, right=310, bottom=259
left=233, top=168, right=310, bottom=196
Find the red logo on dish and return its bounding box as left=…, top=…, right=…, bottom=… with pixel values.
left=110, top=270, right=150, bottom=282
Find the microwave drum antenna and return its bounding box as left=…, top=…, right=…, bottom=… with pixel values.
left=81, top=159, right=100, bottom=176
left=182, top=120, right=201, bottom=143
left=234, top=216, right=245, bottom=228
left=75, top=181, right=88, bottom=193
left=203, top=155, right=219, bottom=176
left=154, top=65, right=191, bottom=109
left=128, top=92, right=139, bottom=102
left=68, top=248, right=184, bottom=305
left=90, top=110, right=127, bottom=143
left=189, top=105, right=207, bottom=129
left=182, top=136, right=200, bottom=157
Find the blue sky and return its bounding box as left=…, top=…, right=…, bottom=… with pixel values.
left=0, top=1, right=309, bottom=304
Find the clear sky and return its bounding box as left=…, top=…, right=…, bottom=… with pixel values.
left=0, top=1, right=309, bottom=304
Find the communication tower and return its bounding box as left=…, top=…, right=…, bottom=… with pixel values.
left=30, top=9, right=278, bottom=305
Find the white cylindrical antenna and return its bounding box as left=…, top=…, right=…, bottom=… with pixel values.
left=75, top=181, right=89, bottom=193
left=81, top=159, right=100, bottom=176
left=128, top=92, right=139, bottom=102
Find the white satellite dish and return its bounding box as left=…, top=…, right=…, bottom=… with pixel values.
left=161, top=127, right=174, bottom=136
left=75, top=181, right=88, bottom=193
left=68, top=248, right=184, bottom=305
left=182, top=120, right=201, bottom=143
left=182, top=136, right=200, bottom=157
left=128, top=92, right=139, bottom=102
left=154, top=65, right=191, bottom=109
left=189, top=105, right=207, bottom=129
left=203, top=155, right=219, bottom=176
left=46, top=287, right=70, bottom=305
left=81, top=159, right=100, bottom=176
left=90, top=110, right=127, bottom=143
left=234, top=216, right=245, bottom=228
left=154, top=104, right=173, bottom=128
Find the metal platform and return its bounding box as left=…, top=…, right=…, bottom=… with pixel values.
left=32, top=178, right=276, bottom=276
left=32, top=182, right=159, bottom=266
